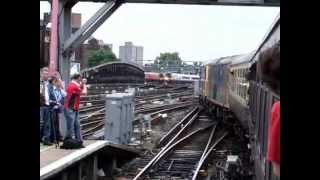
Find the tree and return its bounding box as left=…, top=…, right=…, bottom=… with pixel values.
left=193, top=61, right=203, bottom=74
left=193, top=61, right=203, bottom=67
left=155, top=52, right=182, bottom=69
left=87, top=47, right=117, bottom=68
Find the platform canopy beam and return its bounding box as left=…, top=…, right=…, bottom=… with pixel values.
left=42, top=0, right=279, bottom=7
left=124, top=0, right=280, bottom=6
left=63, top=0, right=122, bottom=54
left=58, top=0, right=78, bottom=84
left=41, top=0, right=278, bottom=83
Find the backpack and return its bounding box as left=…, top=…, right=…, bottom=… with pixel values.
left=60, top=138, right=84, bottom=149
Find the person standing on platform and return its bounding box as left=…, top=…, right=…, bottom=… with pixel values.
left=40, top=67, right=52, bottom=145
left=259, top=43, right=280, bottom=176
left=48, top=76, right=66, bottom=144
left=64, top=73, right=87, bottom=145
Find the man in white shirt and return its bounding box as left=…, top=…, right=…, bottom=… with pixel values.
left=40, top=67, right=52, bottom=145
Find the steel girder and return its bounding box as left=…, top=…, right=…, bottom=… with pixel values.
left=63, top=0, right=122, bottom=54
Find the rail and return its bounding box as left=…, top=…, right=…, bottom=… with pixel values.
left=132, top=107, right=200, bottom=179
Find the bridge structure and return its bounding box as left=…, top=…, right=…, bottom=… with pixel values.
left=40, top=0, right=280, bottom=83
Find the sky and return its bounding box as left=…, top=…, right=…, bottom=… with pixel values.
left=40, top=2, right=279, bottom=63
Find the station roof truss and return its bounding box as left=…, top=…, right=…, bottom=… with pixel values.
left=40, top=0, right=279, bottom=82
left=45, top=0, right=279, bottom=7
left=81, top=61, right=145, bottom=73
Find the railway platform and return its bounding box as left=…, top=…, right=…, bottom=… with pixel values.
left=40, top=140, right=140, bottom=180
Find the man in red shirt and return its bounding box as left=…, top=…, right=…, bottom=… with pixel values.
left=259, top=43, right=280, bottom=176
left=64, top=73, right=87, bottom=143
left=268, top=101, right=280, bottom=175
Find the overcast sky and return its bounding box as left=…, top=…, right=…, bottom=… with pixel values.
left=40, top=2, right=279, bottom=63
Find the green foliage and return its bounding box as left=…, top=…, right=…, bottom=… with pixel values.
left=88, top=48, right=117, bottom=68
left=193, top=61, right=203, bottom=67
left=155, top=52, right=182, bottom=68
left=193, top=61, right=203, bottom=74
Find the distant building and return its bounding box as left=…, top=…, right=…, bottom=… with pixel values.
left=78, top=37, right=113, bottom=69
left=119, top=42, right=143, bottom=66
left=40, top=13, right=82, bottom=68
left=40, top=13, right=114, bottom=70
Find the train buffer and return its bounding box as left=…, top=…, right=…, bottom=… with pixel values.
left=40, top=140, right=140, bottom=180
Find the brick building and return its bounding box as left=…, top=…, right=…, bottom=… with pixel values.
left=40, top=13, right=113, bottom=70
left=40, top=13, right=82, bottom=68
left=78, top=37, right=113, bottom=69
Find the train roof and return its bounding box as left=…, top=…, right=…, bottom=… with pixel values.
left=203, top=13, right=279, bottom=68
left=205, top=54, right=248, bottom=66
left=248, top=13, right=280, bottom=63
left=229, top=51, right=256, bottom=67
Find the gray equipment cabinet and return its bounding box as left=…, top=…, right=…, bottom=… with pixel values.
left=104, top=93, right=134, bottom=144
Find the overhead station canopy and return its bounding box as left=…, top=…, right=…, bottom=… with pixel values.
left=75, top=0, right=280, bottom=6
left=41, top=0, right=279, bottom=83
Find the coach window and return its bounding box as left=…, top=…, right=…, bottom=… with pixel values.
left=242, top=69, right=245, bottom=82
left=237, top=69, right=240, bottom=95
left=230, top=70, right=235, bottom=91
left=239, top=69, right=242, bottom=84
left=246, top=69, right=250, bottom=98
left=234, top=69, right=237, bottom=93
left=241, top=69, right=245, bottom=97
left=241, top=69, right=244, bottom=80
left=235, top=69, right=238, bottom=94
left=233, top=69, right=237, bottom=91
left=238, top=69, right=241, bottom=84
left=240, top=79, right=243, bottom=98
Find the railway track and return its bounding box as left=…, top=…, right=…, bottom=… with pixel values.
left=79, top=90, right=193, bottom=108
left=79, top=90, right=194, bottom=120
left=120, top=107, right=229, bottom=180
left=85, top=83, right=192, bottom=96
left=135, top=91, right=192, bottom=101
left=82, top=121, right=105, bottom=138
left=135, top=101, right=193, bottom=114
left=77, top=84, right=194, bottom=140
left=79, top=100, right=195, bottom=140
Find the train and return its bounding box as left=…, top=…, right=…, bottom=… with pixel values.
left=145, top=72, right=199, bottom=83
left=199, top=14, right=280, bottom=180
